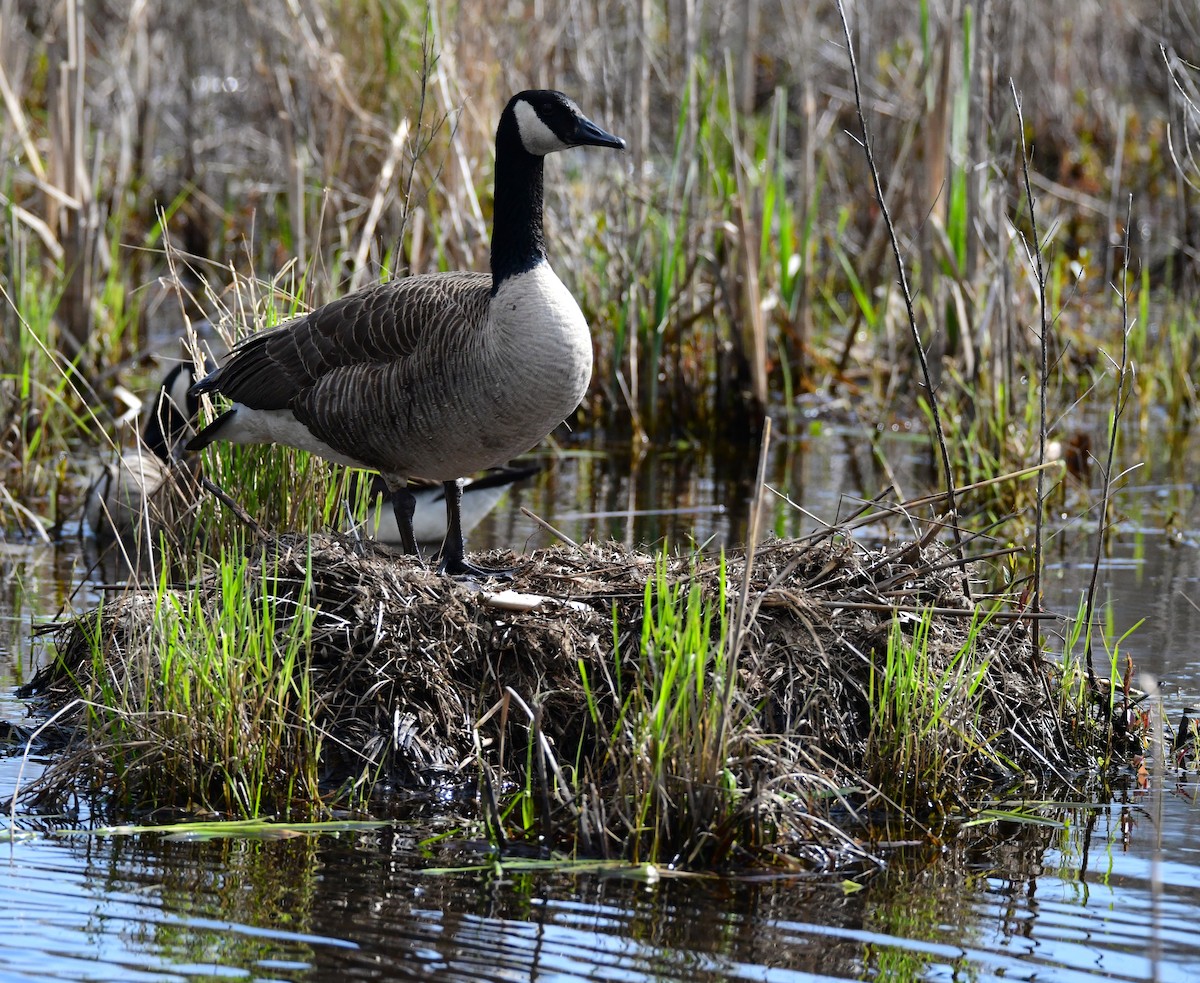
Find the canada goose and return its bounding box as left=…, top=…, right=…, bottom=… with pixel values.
left=83, top=363, right=199, bottom=547
left=352, top=464, right=540, bottom=547
left=187, top=90, right=625, bottom=575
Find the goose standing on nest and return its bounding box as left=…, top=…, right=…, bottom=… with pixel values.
left=353, top=464, right=540, bottom=548
left=84, top=363, right=199, bottom=547
left=187, top=90, right=625, bottom=576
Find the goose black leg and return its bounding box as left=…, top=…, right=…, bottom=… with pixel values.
left=389, top=485, right=421, bottom=558
left=438, top=478, right=514, bottom=579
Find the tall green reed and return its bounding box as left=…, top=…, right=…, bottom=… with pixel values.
left=866, top=608, right=994, bottom=812
left=82, top=540, right=323, bottom=816
left=585, top=550, right=738, bottom=864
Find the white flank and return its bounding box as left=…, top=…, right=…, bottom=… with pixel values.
left=486, top=262, right=593, bottom=452
left=218, top=405, right=371, bottom=469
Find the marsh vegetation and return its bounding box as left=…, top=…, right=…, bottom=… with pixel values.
left=2, top=0, right=1197, bottom=867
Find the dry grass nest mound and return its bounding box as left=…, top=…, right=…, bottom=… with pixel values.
left=14, top=532, right=1097, bottom=850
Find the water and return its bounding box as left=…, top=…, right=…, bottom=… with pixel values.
left=2, top=426, right=1199, bottom=982
left=0, top=792, right=1198, bottom=981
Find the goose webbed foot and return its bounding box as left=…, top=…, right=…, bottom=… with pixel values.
left=437, top=553, right=516, bottom=580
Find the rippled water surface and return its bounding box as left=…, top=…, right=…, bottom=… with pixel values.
left=1, top=792, right=1198, bottom=982
left=2, top=425, right=1199, bottom=981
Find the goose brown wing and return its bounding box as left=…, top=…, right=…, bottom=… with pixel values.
left=291, top=359, right=437, bottom=469
left=205, top=271, right=492, bottom=410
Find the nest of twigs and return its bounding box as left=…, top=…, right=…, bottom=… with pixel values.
left=12, top=530, right=1096, bottom=864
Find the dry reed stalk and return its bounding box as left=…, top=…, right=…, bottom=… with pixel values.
left=0, top=6, right=46, bottom=185
left=921, top=17, right=952, bottom=291
left=964, top=0, right=990, bottom=295
left=836, top=1, right=970, bottom=595
left=348, top=118, right=411, bottom=291
left=727, top=74, right=769, bottom=412
left=48, top=0, right=98, bottom=362
left=1010, top=82, right=1051, bottom=657
left=730, top=416, right=771, bottom=664
left=1081, top=197, right=1137, bottom=691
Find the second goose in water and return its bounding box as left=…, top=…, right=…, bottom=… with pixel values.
left=187, top=90, right=625, bottom=575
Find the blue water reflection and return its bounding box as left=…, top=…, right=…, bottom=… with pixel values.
left=0, top=804, right=1198, bottom=981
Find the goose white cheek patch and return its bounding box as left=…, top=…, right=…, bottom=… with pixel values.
left=164, top=370, right=192, bottom=418
left=513, top=100, right=570, bottom=155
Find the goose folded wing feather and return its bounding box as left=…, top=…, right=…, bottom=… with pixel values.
left=208, top=274, right=494, bottom=409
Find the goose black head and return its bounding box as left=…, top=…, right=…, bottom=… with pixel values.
left=505, top=90, right=626, bottom=157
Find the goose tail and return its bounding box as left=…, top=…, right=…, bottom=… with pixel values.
left=186, top=409, right=237, bottom=453
left=188, top=367, right=223, bottom=398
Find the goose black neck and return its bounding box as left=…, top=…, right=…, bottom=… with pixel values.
left=490, top=123, right=546, bottom=290
left=142, top=386, right=197, bottom=462
left=141, top=405, right=178, bottom=462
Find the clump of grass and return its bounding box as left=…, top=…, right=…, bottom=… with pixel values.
left=587, top=551, right=739, bottom=865
left=70, top=541, right=325, bottom=818
left=866, top=609, right=996, bottom=814
left=489, top=545, right=859, bottom=868
left=1055, top=590, right=1149, bottom=770
left=476, top=549, right=736, bottom=860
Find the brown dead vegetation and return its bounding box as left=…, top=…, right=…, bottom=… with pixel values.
left=13, top=527, right=1100, bottom=865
